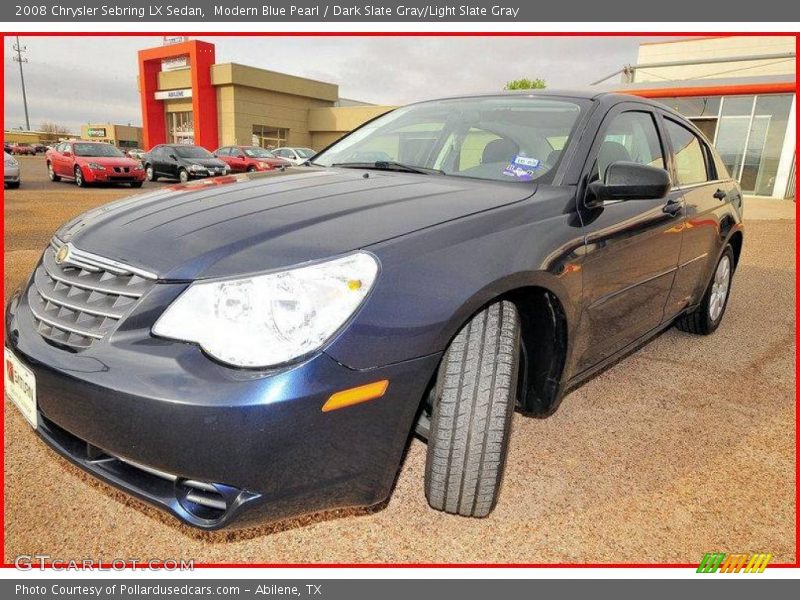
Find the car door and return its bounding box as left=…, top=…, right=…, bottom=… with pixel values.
left=163, top=147, right=180, bottom=179
left=660, top=115, right=732, bottom=316
left=149, top=146, right=165, bottom=176
left=229, top=147, right=248, bottom=172
left=58, top=143, right=74, bottom=176
left=573, top=104, right=685, bottom=372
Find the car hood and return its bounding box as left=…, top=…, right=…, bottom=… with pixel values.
left=185, top=157, right=226, bottom=168
left=56, top=168, right=536, bottom=280
left=76, top=156, right=140, bottom=168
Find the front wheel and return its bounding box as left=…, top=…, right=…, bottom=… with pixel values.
left=145, top=165, right=157, bottom=181
left=47, top=162, right=60, bottom=182
left=676, top=245, right=735, bottom=335
left=424, top=300, right=521, bottom=518
left=178, top=169, right=189, bottom=184
left=74, top=166, right=87, bottom=187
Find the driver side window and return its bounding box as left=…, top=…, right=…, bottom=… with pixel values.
left=596, top=111, right=665, bottom=179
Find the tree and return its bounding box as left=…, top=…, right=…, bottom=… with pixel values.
left=504, top=78, right=546, bottom=91
left=39, top=121, right=70, bottom=135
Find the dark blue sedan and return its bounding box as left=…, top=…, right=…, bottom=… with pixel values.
left=4, top=91, right=743, bottom=529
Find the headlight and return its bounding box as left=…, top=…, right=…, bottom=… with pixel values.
left=87, top=162, right=106, bottom=170
left=188, top=164, right=205, bottom=172
left=152, top=252, right=380, bottom=368
left=132, top=163, right=143, bottom=171
left=258, top=162, right=269, bottom=169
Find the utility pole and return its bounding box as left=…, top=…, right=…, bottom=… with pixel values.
left=12, top=36, right=30, bottom=131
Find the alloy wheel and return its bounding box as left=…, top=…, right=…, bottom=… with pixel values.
left=708, top=255, right=731, bottom=322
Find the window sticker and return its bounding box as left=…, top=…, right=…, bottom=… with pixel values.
left=503, top=154, right=541, bottom=181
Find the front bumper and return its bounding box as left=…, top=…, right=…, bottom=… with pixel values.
left=83, top=168, right=146, bottom=184
left=6, top=282, right=440, bottom=530
left=4, top=166, right=20, bottom=183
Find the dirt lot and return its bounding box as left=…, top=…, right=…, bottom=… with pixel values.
left=3, top=156, right=796, bottom=564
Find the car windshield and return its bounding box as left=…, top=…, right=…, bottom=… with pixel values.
left=294, top=148, right=316, bottom=158
left=314, top=96, right=585, bottom=183
left=174, top=146, right=214, bottom=159
left=244, top=147, right=277, bottom=158
left=73, top=143, right=125, bottom=157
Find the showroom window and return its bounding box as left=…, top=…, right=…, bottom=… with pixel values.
left=252, top=126, right=288, bottom=149
left=168, top=111, right=194, bottom=144
left=656, top=93, right=794, bottom=196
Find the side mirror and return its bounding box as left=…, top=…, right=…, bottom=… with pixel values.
left=62, top=151, right=71, bottom=157
left=588, top=161, right=671, bottom=205
left=169, top=154, right=178, bottom=161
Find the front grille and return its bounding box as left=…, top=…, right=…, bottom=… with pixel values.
left=28, top=238, right=157, bottom=350
left=112, top=166, right=130, bottom=174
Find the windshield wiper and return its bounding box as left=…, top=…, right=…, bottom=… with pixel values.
left=331, top=161, right=444, bottom=175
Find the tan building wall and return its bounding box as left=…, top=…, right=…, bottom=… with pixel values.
left=308, top=105, right=396, bottom=149
left=151, top=60, right=394, bottom=151
left=634, top=36, right=796, bottom=82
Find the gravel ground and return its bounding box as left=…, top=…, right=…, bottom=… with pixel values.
left=3, top=156, right=796, bottom=564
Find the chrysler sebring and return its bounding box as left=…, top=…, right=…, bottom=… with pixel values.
left=4, top=92, right=743, bottom=529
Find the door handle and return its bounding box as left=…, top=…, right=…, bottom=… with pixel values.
left=663, top=200, right=682, bottom=216
left=713, top=188, right=727, bottom=200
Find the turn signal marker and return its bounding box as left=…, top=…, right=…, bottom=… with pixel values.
left=322, top=380, right=389, bottom=412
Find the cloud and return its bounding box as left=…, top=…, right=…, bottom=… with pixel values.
left=3, top=35, right=665, bottom=132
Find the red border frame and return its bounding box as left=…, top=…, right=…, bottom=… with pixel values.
left=0, top=30, right=797, bottom=570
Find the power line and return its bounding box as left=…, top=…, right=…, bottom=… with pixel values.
left=12, top=36, right=30, bottom=131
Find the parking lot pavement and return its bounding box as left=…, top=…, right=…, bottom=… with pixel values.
left=3, top=157, right=796, bottom=564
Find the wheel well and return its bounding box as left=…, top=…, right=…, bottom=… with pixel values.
left=728, top=231, right=743, bottom=268
left=504, top=287, right=568, bottom=418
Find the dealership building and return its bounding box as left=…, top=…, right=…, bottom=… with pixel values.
left=611, top=36, right=796, bottom=199
left=137, top=39, right=393, bottom=153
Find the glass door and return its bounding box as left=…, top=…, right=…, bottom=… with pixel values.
left=168, top=111, right=195, bottom=145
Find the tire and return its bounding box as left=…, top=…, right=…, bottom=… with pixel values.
left=178, top=169, right=189, bottom=184
left=74, top=166, right=87, bottom=187
left=676, top=245, right=735, bottom=335
left=424, top=300, right=521, bottom=518
left=5, top=182, right=19, bottom=189
left=247, top=166, right=257, bottom=173
left=47, top=162, right=60, bottom=182
left=130, top=181, right=143, bottom=188
left=145, top=165, right=157, bottom=182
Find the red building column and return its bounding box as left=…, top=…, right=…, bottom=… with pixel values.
left=138, top=40, right=218, bottom=151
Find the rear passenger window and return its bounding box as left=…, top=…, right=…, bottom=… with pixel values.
left=664, top=119, right=711, bottom=186
left=216, top=147, right=229, bottom=156
left=597, top=111, right=665, bottom=177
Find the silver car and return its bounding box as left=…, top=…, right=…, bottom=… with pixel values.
left=4, top=151, right=20, bottom=188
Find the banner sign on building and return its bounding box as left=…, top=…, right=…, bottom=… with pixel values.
left=161, top=55, right=189, bottom=71
left=154, top=88, right=193, bottom=100
left=86, top=127, right=106, bottom=137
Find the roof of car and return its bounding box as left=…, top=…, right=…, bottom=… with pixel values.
left=410, top=89, right=644, bottom=104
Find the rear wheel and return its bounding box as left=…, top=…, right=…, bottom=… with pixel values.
left=247, top=166, right=258, bottom=173
left=676, top=245, right=735, bottom=335
left=74, top=166, right=87, bottom=187
left=424, top=300, right=521, bottom=518
left=47, top=162, right=60, bottom=182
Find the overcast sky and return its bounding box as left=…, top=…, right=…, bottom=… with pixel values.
left=3, top=35, right=670, bottom=132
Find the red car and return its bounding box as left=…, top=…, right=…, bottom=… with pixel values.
left=46, top=141, right=145, bottom=187
left=213, top=145, right=292, bottom=173
left=10, top=143, right=36, bottom=156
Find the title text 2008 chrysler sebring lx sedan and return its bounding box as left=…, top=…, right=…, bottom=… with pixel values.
left=5, top=92, right=743, bottom=530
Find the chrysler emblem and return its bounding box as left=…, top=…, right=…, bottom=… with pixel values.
left=55, top=245, right=70, bottom=265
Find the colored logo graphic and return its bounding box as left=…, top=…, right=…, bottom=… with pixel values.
left=697, top=553, right=772, bottom=573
